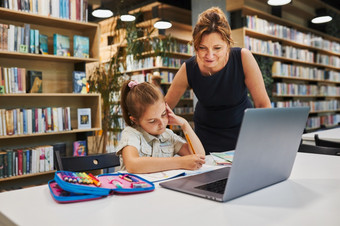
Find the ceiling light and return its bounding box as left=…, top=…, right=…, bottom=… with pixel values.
left=120, top=14, right=136, bottom=22
left=267, top=0, right=291, bottom=6
left=311, top=8, right=333, bottom=24
left=154, top=20, right=172, bottom=29
left=92, top=8, right=113, bottom=18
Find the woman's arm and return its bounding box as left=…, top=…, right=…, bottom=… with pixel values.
left=241, top=48, right=271, bottom=108
left=164, top=63, right=189, bottom=109
left=121, top=146, right=205, bottom=174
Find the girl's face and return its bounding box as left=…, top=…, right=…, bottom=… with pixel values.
left=134, top=99, right=168, bottom=136
left=196, top=32, right=228, bottom=72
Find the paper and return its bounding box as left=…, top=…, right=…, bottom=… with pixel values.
left=210, top=151, right=234, bottom=165
left=125, top=170, right=186, bottom=183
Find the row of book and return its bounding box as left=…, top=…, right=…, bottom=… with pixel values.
left=306, top=114, right=340, bottom=130
left=0, top=145, right=54, bottom=178
left=245, top=15, right=340, bottom=53
left=316, top=53, right=340, bottom=68
left=245, top=36, right=340, bottom=67
left=274, top=83, right=340, bottom=96
left=0, top=23, right=43, bottom=54
left=0, top=67, right=88, bottom=94
left=160, top=71, right=175, bottom=83
left=0, top=23, right=89, bottom=58
left=129, top=71, right=176, bottom=85
left=125, top=55, right=185, bottom=72
left=272, top=61, right=340, bottom=82
left=273, top=99, right=340, bottom=113
left=173, top=106, right=194, bottom=115
left=0, top=107, right=71, bottom=136
left=1, top=0, right=88, bottom=22
left=0, top=68, right=42, bottom=94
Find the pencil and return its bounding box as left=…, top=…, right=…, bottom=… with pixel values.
left=184, top=133, right=196, bottom=154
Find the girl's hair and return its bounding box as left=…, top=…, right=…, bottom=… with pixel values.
left=192, top=7, right=234, bottom=52
left=120, top=80, right=163, bottom=126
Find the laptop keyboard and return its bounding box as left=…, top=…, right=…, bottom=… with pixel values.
left=195, top=178, right=228, bottom=194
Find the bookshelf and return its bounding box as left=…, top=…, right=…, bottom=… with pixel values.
left=228, top=2, right=340, bottom=131
left=98, top=2, right=194, bottom=137
left=0, top=7, right=101, bottom=189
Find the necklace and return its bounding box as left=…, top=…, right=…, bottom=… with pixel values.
left=208, top=71, right=212, bottom=76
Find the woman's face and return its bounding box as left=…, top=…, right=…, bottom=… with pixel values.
left=196, top=32, right=229, bottom=72
left=134, top=99, right=168, bottom=136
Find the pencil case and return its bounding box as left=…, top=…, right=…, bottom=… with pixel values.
left=48, top=171, right=155, bottom=203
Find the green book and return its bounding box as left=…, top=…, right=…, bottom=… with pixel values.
left=0, top=152, right=6, bottom=178
left=6, top=150, right=13, bottom=177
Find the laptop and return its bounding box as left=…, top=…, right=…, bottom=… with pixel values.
left=160, top=107, right=310, bottom=202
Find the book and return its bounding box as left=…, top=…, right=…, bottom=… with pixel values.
left=72, top=71, right=87, bottom=93
left=27, top=70, right=42, bottom=93
left=73, top=35, right=89, bottom=58
left=77, top=108, right=91, bottom=129
left=53, top=143, right=66, bottom=170
left=210, top=151, right=234, bottom=165
left=0, top=151, right=6, bottom=178
left=73, top=140, right=87, bottom=156
left=53, top=34, right=70, bottom=56
left=39, top=34, right=48, bottom=55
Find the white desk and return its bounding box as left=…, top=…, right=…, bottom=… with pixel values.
left=1, top=153, right=340, bottom=226
left=302, top=127, right=340, bottom=145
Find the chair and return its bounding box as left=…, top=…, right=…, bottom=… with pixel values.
left=55, top=151, right=120, bottom=172
left=298, top=143, right=340, bottom=156
left=314, top=134, right=340, bottom=148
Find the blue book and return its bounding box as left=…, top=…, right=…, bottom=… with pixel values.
left=73, top=35, right=89, bottom=58
left=73, top=71, right=87, bottom=93
left=30, top=29, right=35, bottom=53
left=23, top=109, right=27, bottom=134
left=53, top=34, right=70, bottom=56
left=35, top=29, right=40, bottom=54
left=39, top=34, right=48, bottom=55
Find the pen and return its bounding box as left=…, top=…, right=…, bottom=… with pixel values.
left=119, top=174, right=133, bottom=182
left=184, top=133, right=196, bottom=154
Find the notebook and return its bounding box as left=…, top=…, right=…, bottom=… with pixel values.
left=160, top=107, right=310, bottom=202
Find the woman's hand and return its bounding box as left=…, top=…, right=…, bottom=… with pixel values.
left=166, top=103, right=186, bottom=126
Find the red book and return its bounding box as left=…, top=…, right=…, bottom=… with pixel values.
left=17, top=149, right=23, bottom=175
left=76, top=0, right=80, bottom=20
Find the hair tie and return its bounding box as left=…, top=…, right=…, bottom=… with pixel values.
left=128, top=80, right=139, bottom=89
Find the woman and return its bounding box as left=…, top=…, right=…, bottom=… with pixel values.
left=165, top=7, right=271, bottom=154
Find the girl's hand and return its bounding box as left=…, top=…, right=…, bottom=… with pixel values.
left=166, top=103, right=186, bottom=126
left=180, top=154, right=206, bottom=170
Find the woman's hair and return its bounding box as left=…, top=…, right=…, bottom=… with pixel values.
left=192, top=7, right=234, bottom=51
left=120, top=80, right=163, bottom=126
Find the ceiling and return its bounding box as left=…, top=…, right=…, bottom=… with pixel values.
left=88, top=0, right=191, bottom=22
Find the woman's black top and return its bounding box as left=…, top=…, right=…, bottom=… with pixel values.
left=186, top=47, right=253, bottom=154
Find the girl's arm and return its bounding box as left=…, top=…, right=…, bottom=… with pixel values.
left=121, top=146, right=205, bottom=174
left=165, top=104, right=205, bottom=156
left=241, top=48, right=271, bottom=108
left=164, top=63, right=189, bottom=109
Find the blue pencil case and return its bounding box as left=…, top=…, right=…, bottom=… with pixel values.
left=48, top=171, right=155, bottom=203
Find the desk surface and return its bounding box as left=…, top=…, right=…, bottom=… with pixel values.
left=302, top=127, right=340, bottom=144
left=1, top=153, right=340, bottom=226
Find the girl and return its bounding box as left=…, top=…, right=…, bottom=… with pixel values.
left=116, top=80, right=205, bottom=174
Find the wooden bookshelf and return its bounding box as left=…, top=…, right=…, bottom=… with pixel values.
left=0, top=7, right=101, bottom=189
left=98, top=2, right=195, bottom=136
left=229, top=0, right=340, bottom=130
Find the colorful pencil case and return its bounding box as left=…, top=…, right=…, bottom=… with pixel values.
left=48, top=171, right=155, bottom=203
